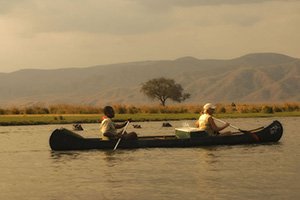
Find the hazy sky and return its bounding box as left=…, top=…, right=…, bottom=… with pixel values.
left=1, top=0, right=300, bottom=73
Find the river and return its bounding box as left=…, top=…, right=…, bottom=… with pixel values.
left=0, top=117, right=299, bottom=200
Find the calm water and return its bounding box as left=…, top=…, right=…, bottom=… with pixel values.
left=0, top=117, right=299, bottom=200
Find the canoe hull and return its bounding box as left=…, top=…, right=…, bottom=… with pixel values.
left=49, top=120, right=283, bottom=151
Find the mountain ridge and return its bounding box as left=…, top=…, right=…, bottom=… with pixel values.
left=0, top=53, right=299, bottom=107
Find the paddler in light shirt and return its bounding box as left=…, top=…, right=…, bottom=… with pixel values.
left=100, top=106, right=138, bottom=140
left=196, top=103, right=232, bottom=136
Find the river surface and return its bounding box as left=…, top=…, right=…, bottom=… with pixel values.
left=0, top=117, right=299, bottom=200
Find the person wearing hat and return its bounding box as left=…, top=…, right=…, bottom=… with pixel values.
left=195, top=103, right=232, bottom=136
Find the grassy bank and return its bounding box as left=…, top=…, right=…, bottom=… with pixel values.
left=1, top=112, right=300, bottom=126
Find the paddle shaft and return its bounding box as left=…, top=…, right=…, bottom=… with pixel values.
left=113, top=121, right=130, bottom=150
left=212, top=117, right=240, bottom=130
left=212, top=117, right=259, bottom=141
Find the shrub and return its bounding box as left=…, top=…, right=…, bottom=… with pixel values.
left=262, top=106, right=274, bottom=114
left=128, top=106, right=140, bottom=114
left=25, top=108, right=35, bottom=114
left=40, top=108, right=50, bottom=114
left=0, top=108, right=7, bottom=115
left=114, top=104, right=127, bottom=114
left=148, top=107, right=159, bottom=114
left=218, top=107, right=226, bottom=113
left=284, top=103, right=299, bottom=112
left=11, top=107, right=21, bottom=115
left=273, top=105, right=283, bottom=112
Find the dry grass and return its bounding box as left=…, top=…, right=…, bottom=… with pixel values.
left=1, top=103, right=300, bottom=115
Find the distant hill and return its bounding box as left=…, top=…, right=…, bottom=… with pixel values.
left=0, top=53, right=299, bottom=107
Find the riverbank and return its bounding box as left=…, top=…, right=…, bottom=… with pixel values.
left=1, top=112, right=300, bottom=126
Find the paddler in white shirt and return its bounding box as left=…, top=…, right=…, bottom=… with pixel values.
left=100, top=106, right=138, bottom=140
left=196, top=103, right=232, bottom=136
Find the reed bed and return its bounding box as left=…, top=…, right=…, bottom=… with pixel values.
left=0, top=103, right=299, bottom=115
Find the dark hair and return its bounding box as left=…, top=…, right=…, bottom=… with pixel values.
left=103, top=106, right=113, bottom=115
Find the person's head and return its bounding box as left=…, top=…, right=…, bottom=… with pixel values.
left=103, top=106, right=115, bottom=118
left=203, top=103, right=216, bottom=114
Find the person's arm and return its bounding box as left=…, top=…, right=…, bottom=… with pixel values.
left=115, top=121, right=128, bottom=129
left=208, top=116, right=229, bottom=132
left=195, top=120, right=199, bottom=127
left=114, top=118, right=132, bottom=129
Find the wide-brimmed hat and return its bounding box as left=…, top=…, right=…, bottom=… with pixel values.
left=203, top=103, right=216, bottom=110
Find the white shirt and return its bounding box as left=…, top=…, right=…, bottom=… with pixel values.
left=100, top=118, right=118, bottom=140
left=199, top=113, right=216, bottom=136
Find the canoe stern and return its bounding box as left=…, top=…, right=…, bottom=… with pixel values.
left=256, top=120, right=283, bottom=142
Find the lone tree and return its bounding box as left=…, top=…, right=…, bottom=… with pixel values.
left=141, top=77, right=190, bottom=106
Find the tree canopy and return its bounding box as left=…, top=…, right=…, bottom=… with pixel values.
left=140, top=77, right=190, bottom=106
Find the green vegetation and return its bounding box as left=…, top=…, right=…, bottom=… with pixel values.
left=0, top=103, right=300, bottom=126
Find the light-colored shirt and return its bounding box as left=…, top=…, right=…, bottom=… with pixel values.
left=100, top=118, right=118, bottom=140
left=199, top=113, right=217, bottom=136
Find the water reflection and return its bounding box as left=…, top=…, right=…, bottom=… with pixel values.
left=50, top=151, right=82, bottom=161
left=101, top=150, right=122, bottom=167
left=102, top=149, right=140, bottom=167
left=49, top=148, right=135, bottom=169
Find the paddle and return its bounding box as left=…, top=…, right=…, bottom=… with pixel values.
left=212, top=117, right=259, bottom=141
left=113, top=121, right=130, bottom=150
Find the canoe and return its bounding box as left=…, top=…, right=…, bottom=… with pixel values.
left=49, top=120, right=283, bottom=151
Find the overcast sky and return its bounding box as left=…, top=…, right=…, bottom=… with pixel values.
left=1, top=0, right=300, bottom=73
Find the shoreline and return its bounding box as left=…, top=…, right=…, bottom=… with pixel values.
left=0, top=112, right=299, bottom=126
